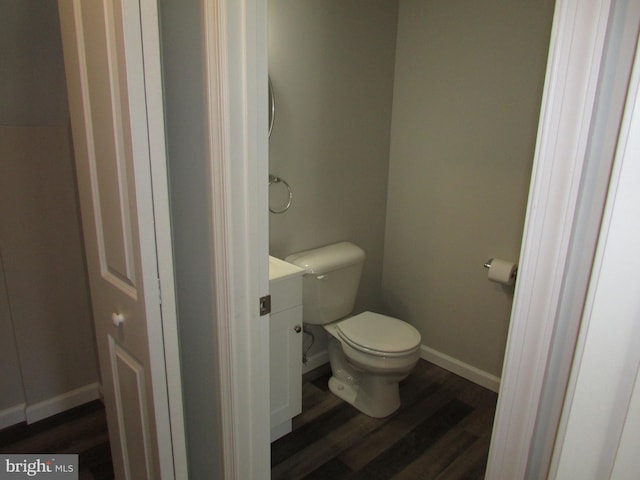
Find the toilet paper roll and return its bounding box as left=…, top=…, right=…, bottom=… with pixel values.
left=487, top=258, right=517, bottom=285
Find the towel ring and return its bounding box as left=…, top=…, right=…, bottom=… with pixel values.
left=269, top=174, right=293, bottom=214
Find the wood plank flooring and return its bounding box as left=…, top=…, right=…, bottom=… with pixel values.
left=0, top=400, right=114, bottom=480
left=0, top=360, right=496, bottom=480
left=272, top=360, right=497, bottom=480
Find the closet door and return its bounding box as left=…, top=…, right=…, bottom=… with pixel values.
left=58, top=1, right=185, bottom=478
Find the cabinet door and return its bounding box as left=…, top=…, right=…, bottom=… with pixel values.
left=270, top=306, right=302, bottom=427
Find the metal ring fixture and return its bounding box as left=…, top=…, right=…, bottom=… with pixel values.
left=269, top=174, right=293, bottom=214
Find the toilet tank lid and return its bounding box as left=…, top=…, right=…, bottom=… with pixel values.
left=285, top=242, right=365, bottom=274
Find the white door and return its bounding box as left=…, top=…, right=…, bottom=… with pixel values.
left=58, top=1, right=185, bottom=479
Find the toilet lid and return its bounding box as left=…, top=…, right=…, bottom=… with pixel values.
left=335, top=312, right=421, bottom=355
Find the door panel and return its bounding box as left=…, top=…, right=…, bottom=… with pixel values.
left=270, top=306, right=302, bottom=427
left=82, top=0, right=138, bottom=291
left=58, top=0, right=179, bottom=478
left=111, top=338, right=152, bottom=480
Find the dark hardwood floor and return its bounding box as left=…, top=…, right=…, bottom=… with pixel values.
left=0, top=360, right=496, bottom=480
left=0, top=400, right=114, bottom=480
left=272, top=360, right=497, bottom=480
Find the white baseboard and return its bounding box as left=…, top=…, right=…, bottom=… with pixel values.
left=301, top=350, right=329, bottom=374
left=0, top=403, right=26, bottom=430
left=25, top=382, right=102, bottom=424
left=300, top=345, right=500, bottom=392
left=420, top=345, right=501, bottom=392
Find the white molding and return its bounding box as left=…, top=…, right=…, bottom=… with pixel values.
left=215, top=0, right=617, bottom=477
left=1, top=384, right=103, bottom=429
left=526, top=1, right=640, bottom=476
left=204, top=0, right=270, bottom=478
left=0, top=404, right=26, bottom=430
left=24, top=383, right=101, bottom=425
left=485, top=0, right=613, bottom=478
left=138, top=0, right=188, bottom=477
left=300, top=345, right=500, bottom=392
left=420, top=346, right=500, bottom=393
left=551, top=27, right=640, bottom=478
left=202, top=0, right=237, bottom=478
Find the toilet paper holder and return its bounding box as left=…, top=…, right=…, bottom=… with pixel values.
left=484, top=258, right=518, bottom=283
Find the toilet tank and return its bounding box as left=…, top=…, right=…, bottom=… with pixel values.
left=285, top=242, right=365, bottom=325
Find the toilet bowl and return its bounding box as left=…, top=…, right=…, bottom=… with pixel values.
left=285, top=242, right=422, bottom=418
left=324, top=311, right=421, bottom=417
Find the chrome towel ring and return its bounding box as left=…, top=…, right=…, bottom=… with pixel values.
left=269, top=174, right=293, bottom=214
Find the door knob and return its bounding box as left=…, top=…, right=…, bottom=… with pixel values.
left=294, top=324, right=302, bottom=333
left=112, top=312, right=125, bottom=327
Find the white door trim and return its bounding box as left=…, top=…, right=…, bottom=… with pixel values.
left=550, top=25, right=640, bottom=478
left=203, top=0, right=271, bottom=478
left=138, top=0, right=188, bottom=477
left=207, top=0, right=618, bottom=478
left=486, top=0, right=613, bottom=477
left=201, top=0, right=237, bottom=477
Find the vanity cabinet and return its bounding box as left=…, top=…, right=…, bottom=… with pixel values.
left=269, top=257, right=304, bottom=441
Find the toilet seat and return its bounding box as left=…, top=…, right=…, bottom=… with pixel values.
left=335, top=312, right=421, bottom=357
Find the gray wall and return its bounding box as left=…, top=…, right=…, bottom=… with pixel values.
left=158, top=0, right=222, bottom=477
left=268, top=0, right=554, bottom=379
left=0, top=1, right=98, bottom=422
left=0, top=251, right=23, bottom=418
left=0, top=0, right=69, bottom=126
left=268, top=0, right=399, bottom=356
left=382, top=0, right=555, bottom=377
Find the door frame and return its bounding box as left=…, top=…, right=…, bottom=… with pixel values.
left=205, top=0, right=620, bottom=478
left=486, top=0, right=617, bottom=477
left=550, top=26, right=640, bottom=477
left=137, top=0, right=188, bottom=476
left=202, top=0, right=270, bottom=478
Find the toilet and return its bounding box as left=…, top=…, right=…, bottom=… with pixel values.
left=286, top=241, right=421, bottom=418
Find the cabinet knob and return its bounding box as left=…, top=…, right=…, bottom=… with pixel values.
left=294, top=324, right=302, bottom=333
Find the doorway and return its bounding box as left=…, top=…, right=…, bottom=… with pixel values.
left=0, top=0, right=100, bottom=432
left=266, top=1, right=554, bottom=476
left=150, top=0, right=632, bottom=477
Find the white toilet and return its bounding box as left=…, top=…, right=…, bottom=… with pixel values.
left=286, top=241, right=421, bottom=418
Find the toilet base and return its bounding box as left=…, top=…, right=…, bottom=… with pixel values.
left=328, top=374, right=401, bottom=418
left=327, top=338, right=404, bottom=418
